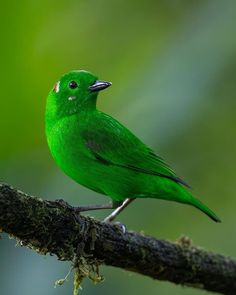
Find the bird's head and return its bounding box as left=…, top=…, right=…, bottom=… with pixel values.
left=46, top=70, right=112, bottom=121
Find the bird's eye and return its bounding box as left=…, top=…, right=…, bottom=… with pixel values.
left=69, top=81, right=78, bottom=89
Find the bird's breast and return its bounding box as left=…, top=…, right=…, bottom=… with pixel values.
left=47, top=116, right=90, bottom=181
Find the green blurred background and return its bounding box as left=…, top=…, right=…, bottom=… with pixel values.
left=1, top=0, right=236, bottom=294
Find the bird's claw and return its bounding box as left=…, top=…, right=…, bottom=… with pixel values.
left=103, top=220, right=127, bottom=234
left=52, top=200, right=86, bottom=223
left=47, top=199, right=73, bottom=210
left=113, top=221, right=127, bottom=234
left=55, top=199, right=71, bottom=207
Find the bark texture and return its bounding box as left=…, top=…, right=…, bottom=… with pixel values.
left=0, top=183, right=235, bottom=294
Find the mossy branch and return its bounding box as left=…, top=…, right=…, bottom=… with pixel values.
left=0, top=183, right=235, bottom=294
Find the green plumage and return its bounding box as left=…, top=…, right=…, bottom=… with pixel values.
left=45, top=70, right=220, bottom=222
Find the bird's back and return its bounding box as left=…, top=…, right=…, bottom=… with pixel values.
left=80, top=111, right=221, bottom=222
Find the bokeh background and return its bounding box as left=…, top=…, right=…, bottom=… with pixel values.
left=1, top=0, right=236, bottom=294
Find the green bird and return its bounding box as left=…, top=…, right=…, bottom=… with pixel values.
left=45, top=70, right=221, bottom=223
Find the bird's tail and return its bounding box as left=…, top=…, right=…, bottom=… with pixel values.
left=145, top=178, right=221, bottom=222
left=189, top=196, right=221, bottom=222
left=167, top=182, right=221, bottom=222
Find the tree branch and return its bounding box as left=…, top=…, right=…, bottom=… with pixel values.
left=0, top=183, right=235, bottom=294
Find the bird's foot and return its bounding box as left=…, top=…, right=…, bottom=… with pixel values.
left=71, top=202, right=114, bottom=214
left=103, top=219, right=127, bottom=234
left=48, top=199, right=74, bottom=211
left=55, top=198, right=71, bottom=207
left=72, top=206, right=83, bottom=214
left=113, top=221, right=127, bottom=234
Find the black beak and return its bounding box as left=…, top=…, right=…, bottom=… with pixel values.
left=88, top=80, right=112, bottom=92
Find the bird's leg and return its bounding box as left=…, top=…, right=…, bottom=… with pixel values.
left=73, top=200, right=122, bottom=213
left=103, top=198, right=135, bottom=223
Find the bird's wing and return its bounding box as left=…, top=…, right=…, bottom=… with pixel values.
left=83, top=112, right=190, bottom=188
